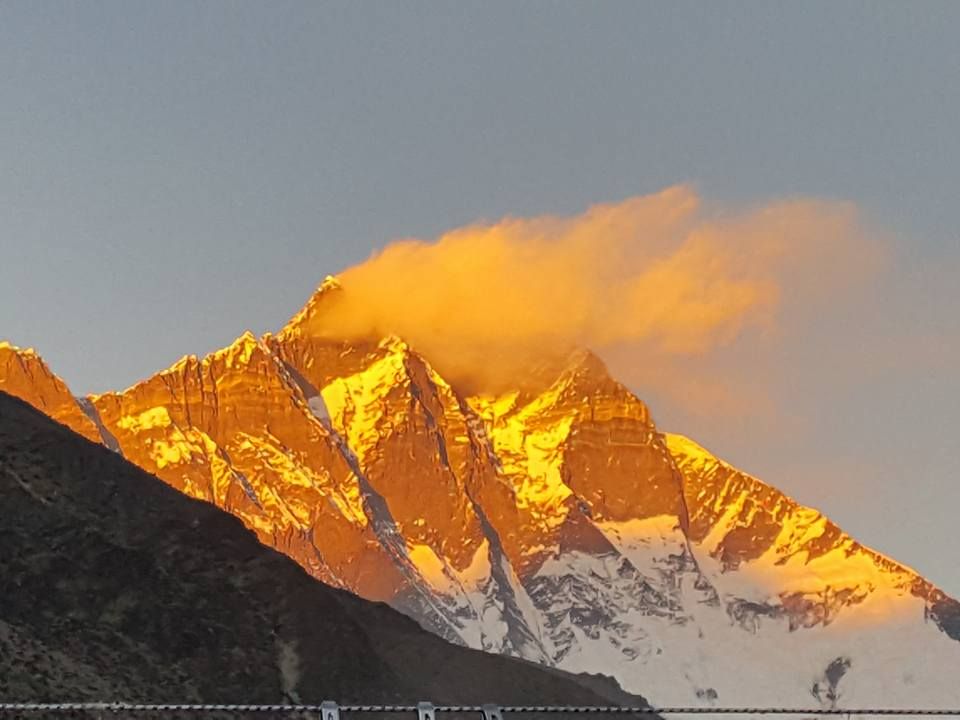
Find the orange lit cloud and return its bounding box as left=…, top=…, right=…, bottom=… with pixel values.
left=313, top=185, right=884, bottom=401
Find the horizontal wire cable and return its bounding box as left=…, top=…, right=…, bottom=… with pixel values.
left=1, top=704, right=960, bottom=715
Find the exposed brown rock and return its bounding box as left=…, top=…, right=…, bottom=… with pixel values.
left=0, top=343, right=102, bottom=444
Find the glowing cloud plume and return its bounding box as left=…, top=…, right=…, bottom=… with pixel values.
left=309, top=185, right=882, bottom=396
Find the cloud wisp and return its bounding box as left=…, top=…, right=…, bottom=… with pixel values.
left=310, top=185, right=883, bottom=404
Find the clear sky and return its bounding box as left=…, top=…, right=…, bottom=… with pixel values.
left=1, top=2, right=958, bottom=594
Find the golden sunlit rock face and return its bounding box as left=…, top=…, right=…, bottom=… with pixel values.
left=0, top=342, right=102, bottom=444
left=3, top=279, right=959, bottom=706
left=88, top=331, right=406, bottom=602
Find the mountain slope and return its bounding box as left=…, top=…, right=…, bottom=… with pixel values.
left=0, top=342, right=102, bottom=444
left=0, top=390, right=636, bottom=705
left=2, top=277, right=958, bottom=706
left=668, top=432, right=959, bottom=636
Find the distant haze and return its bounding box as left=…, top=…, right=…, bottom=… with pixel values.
left=1, top=2, right=957, bottom=595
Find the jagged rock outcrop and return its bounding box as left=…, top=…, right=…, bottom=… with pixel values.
left=0, top=342, right=102, bottom=443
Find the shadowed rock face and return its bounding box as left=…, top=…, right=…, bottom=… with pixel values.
left=0, top=391, right=638, bottom=706
left=3, top=278, right=960, bottom=707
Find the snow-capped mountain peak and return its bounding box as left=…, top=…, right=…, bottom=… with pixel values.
left=2, top=276, right=958, bottom=706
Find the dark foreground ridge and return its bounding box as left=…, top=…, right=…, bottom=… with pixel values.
left=0, top=391, right=639, bottom=706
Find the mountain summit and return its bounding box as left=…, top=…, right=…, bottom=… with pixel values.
left=2, top=280, right=958, bottom=706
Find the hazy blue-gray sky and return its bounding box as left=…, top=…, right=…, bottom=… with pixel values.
left=1, top=2, right=958, bottom=594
